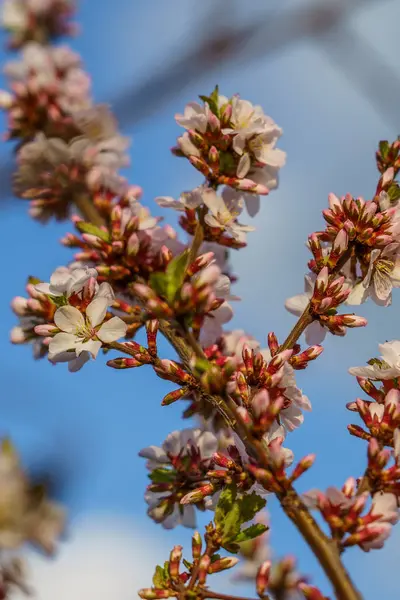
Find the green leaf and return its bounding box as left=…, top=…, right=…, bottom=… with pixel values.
left=235, top=523, right=268, bottom=543
left=149, top=468, right=176, bottom=484
left=238, top=492, right=266, bottom=523
left=76, top=221, right=110, bottom=243
left=51, top=294, right=69, bottom=308
left=388, top=183, right=400, bottom=202
left=210, top=553, right=222, bottom=564
left=152, top=565, right=167, bottom=588
left=379, top=140, right=389, bottom=161
left=219, top=151, right=236, bottom=176
left=199, top=86, right=220, bottom=117
left=222, top=501, right=241, bottom=544
left=164, top=250, right=190, bottom=302
left=214, top=484, right=236, bottom=527
left=149, top=272, right=168, bottom=297
left=183, top=559, right=192, bottom=570
left=27, top=276, right=42, bottom=285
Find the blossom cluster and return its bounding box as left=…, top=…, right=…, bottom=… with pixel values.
left=0, top=42, right=91, bottom=141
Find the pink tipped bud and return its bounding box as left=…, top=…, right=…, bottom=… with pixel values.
left=169, top=545, right=182, bottom=580
left=347, top=424, right=371, bottom=441
left=233, top=178, right=269, bottom=195
left=198, top=555, right=211, bottom=585
left=290, top=454, right=316, bottom=482
left=107, top=357, right=143, bottom=369
left=10, top=297, right=29, bottom=315
left=328, top=193, right=342, bottom=211
left=298, top=583, right=328, bottom=600
left=267, top=332, right=279, bottom=355
left=256, top=560, right=272, bottom=597
left=315, top=267, right=329, bottom=294
left=342, top=315, right=368, bottom=328
left=10, top=326, right=27, bottom=343
left=192, top=531, right=202, bottom=560
left=208, top=557, right=239, bottom=574
left=162, top=387, right=188, bottom=406
left=180, top=484, right=215, bottom=505
left=332, top=228, right=348, bottom=254
left=208, top=146, right=219, bottom=164
left=382, top=167, right=395, bottom=187
left=34, top=324, right=57, bottom=336
left=127, top=233, right=140, bottom=256
left=138, top=589, right=170, bottom=599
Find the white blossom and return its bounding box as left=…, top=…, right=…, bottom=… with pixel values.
left=347, top=243, right=400, bottom=307
left=48, top=283, right=127, bottom=369
left=35, top=266, right=98, bottom=297
left=349, top=340, right=400, bottom=380
left=203, top=187, right=255, bottom=242
left=261, top=349, right=311, bottom=431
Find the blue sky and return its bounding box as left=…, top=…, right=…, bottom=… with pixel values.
left=1, top=0, right=400, bottom=598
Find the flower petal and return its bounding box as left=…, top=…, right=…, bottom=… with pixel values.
left=97, top=316, right=127, bottom=343
left=54, top=306, right=84, bottom=333
left=285, top=293, right=309, bottom=316
left=49, top=332, right=78, bottom=357
left=78, top=339, right=102, bottom=358
left=305, top=321, right=326, bottom=345
left=86, top=297, right=109, bottom=327
left=68, top=352, right=91, bottom=372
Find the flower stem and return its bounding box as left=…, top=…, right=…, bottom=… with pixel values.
left=74, top=193, right=106, bottom=228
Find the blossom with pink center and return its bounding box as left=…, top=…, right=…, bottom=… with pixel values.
left=49, top=285, right=126, bottom=362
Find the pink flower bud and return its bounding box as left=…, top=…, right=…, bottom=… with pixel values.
left=138, top=589, right=170, bottom=599
left=192, top=531, right=202, bottom=560
left=34, top=324, right=58, bottom=336
left=180, top=484, right=215, bottom=505
left=161, top=388, right=188, bottom=406
left=169, top=545, right=182, bottom=580
left=198, top=555, right=211, bottom=585
left=10, top=326, right=27, bottom=343
left=256, top=560, right=272, bottom=596
left=208, top=557, right=239, bottom=574
left=10, top=297, right=29, bottom=315
left=332, top=228, right=348, bottom=254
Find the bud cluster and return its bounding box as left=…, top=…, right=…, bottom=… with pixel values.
left=63, top=189, right=180, bottom=290
left=303, top=478, right=399, bottom=551
left=139, top=428, right=219, bottom=529
left=133, top=251, right=234, bottom=343
left=139, top=529, right=238, bottom=600
left=173, top=87, right=286, bottom=217
left=13, top=105, right=130, bottom=222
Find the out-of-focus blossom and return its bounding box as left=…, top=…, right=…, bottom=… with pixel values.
left=0, top=439, right=65, bottom=554
left=0, top=43, right=91, bottom=142
left=1, top=0, right=77, bottom=49
left=14, top=107, right=129, bottom=221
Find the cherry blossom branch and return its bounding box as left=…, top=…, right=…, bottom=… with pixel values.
left=106, top=306, right=362, bottom=600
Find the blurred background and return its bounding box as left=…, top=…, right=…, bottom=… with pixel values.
left=1, top=0, right=400, bottom=598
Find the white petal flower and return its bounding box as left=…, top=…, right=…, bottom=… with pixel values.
left=349, top=340, right=400, bottom=380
